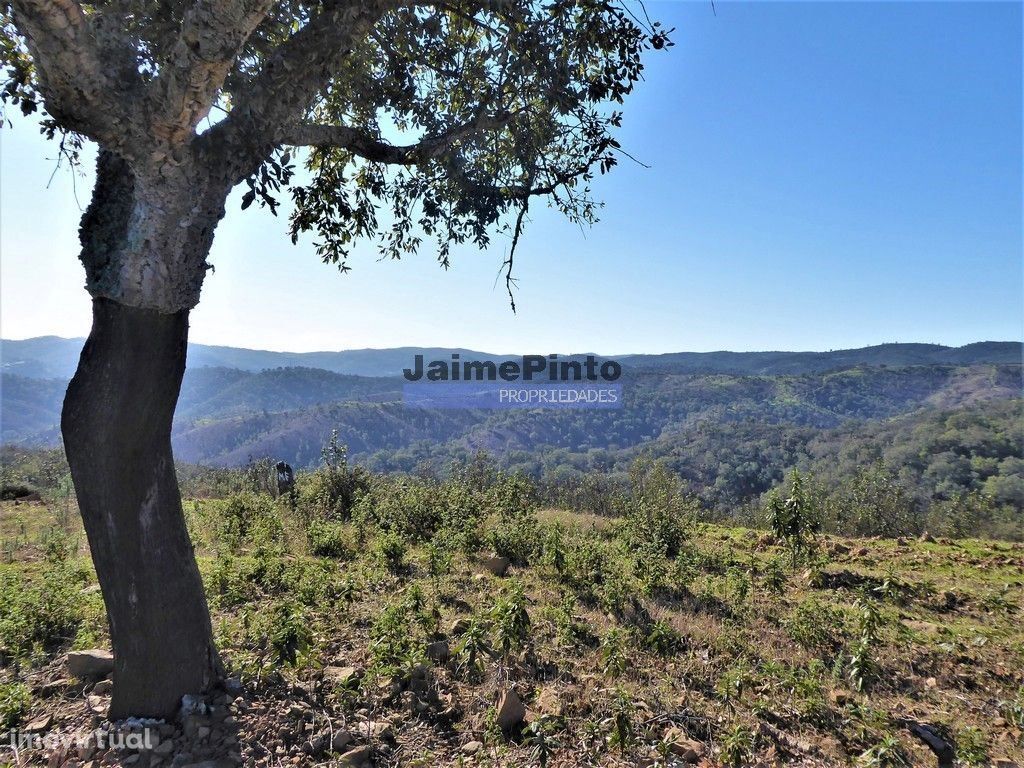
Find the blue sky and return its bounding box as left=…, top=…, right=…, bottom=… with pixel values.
left=1, top=1, right=1021, bottom=354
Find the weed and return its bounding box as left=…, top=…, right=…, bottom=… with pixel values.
left=785, top=599, right=843, bottom=651
left=454, top=617, right=490, bottom=679
left=858, top=734, right=910, bottom=768
left=600, top=628, right=628, bottom=678
left=720, top=722, right=754, bottom=767
left=645, top=619, right=682, bottom=657
left=955, top=726, right=988, bottom=766
left=268, top=601, right=312, bottom=666
left=763, top=557, right=787, bottom=595
left=490, top=582, right=531, bottom=660
left=606, top=688, right=634, bottom=752
left=0, top=681, right=30, bottom=729
left=524, top=715, right=560, bottom=767
left=374, top=530, right=407, bottom=572
left=305, top=520, right=351, bottom=558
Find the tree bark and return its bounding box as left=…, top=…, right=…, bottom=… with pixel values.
left=62, top=298, right=221, bottom=719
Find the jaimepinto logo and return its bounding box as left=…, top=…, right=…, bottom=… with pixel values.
left=402, top=353, right=624, bottom=410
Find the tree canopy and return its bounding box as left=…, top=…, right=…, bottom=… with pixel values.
left=3, top=0, right=671, bottom=307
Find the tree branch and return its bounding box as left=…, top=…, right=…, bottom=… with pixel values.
left=148, top=0, right=278, bottom=143
left=279, top=109, right=513, bottom=163
left=9, top=0, right=133, bottom=143
left=205, top=0, right=396, bottom=178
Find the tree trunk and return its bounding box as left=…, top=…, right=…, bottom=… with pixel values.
left=62, top=297, right=221, bottom=719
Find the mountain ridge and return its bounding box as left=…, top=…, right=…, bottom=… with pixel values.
left=2, top=336, right=1020, bottom=380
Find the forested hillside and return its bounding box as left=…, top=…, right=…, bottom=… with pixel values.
left=3, top=351, right=1020, bottom=530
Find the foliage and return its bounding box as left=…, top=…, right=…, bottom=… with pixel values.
left=0, top=680, right=30, bottom=729
left=859, top=735, right=911, bottom=768
left=300, top=432, right=370, bottom=520
left=618, top=457, right=695, bottom=559
left=765, top=470, right=820, bottom=565
left=215, top=493, right=285, bottom=554
left=0, top=553, right=85, bottom=663
left=305, top=520, right=351, bottom=558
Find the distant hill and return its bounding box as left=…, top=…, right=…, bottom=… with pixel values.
left=2, top=336, right=1020, bottom=379
left=619, top=341, right=1023, bottom=375
left=5, top=360, right=1020, bottom=468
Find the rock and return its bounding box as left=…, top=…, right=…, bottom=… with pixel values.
left=337, top=745, right=372, bottom=767
left=25, top=715, right=53, bottom=733
left=904, top=620, right=940, bottom=635
left=831, top=542, right=850, bottom=555
left=855, top=547, right=869, bottom=557
left=363, top=721, right=392, bottom=741
left=993, top=759, right=1020, bottom=768
left=461, top=741, right=483, bottom=755
left=896, top=537, right=908, bottom=546
left=449, top=618, right=471, bottom=636
left=331, top=730, right=354, bottom=751
left=425, top=640, right=449, bottom=662
left=324, top=666, right=361, bottom=686
left=80, top=584, right=101, bottom=595
left=154, top=740, right=175, bottom=756
left=40, top=679, right=71, bottom=697
left=86, top=695, right=107, bottom=715
left=663, top=728, right=703, bottom=762
left=828, top=690, right=852, bottom=706
left=534, top=687, right=565, bottom=718
left=68, top=649, right=114, bottom=680
left=925, top=677, right=938, bottom=688
left=482, top=555, right=510, bottom=576
left=920, top=532, right=935, bottom=543
left=91, top=680, right=113, bottom=695
left=300, top=735, right=327, bottom=755
left=495, top=689, right=525, bottom=732
left=942, top=591, right=958, bottom=609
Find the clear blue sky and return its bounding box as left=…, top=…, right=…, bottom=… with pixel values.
left=1, top=1, right=1021, bottom=354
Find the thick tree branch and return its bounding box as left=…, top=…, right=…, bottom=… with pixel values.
left=9, top=0, right=133, bottom=143
left=149, top=0, right=278, bottom=143
left=279, top=109, right=512, bottom=163
left=205, top=0, right=396, bottom=178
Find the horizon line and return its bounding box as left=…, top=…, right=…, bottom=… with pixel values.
left=1, top=335, right=1020, bottom=359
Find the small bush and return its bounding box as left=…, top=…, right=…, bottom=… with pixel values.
left=300, top=432, right=370, bottom=520
left=0, top=561, right=85, bottom=663
left=216, top=493, right=285, bottom=553
left=374, top=530, right=407, bottom=571
left=618, top=458, right=695, bottom=559
left=0, top=681, right=30, bottom=729
left=305, top=520, right=351, bottom=558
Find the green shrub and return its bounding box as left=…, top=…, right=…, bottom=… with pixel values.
left=829, top=463, right=923, bottom=538
left=0, top=681, right=30, bottom=729
left=765, top=470, right=821, bottom=567
left=784, top=599, right=844, bottom=651
left=490, top=581, right=531, bottom=659
left=374, top=530, right=407, bottom=571
left=299, top=432, right=370, bottom=519
left=305, top=520, right=351, bottom=558
left=618, top=458, right=695, bottom=559
left=216, top=493, right=285, bottom=553
left=0, top=562, right=85, bottom=663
